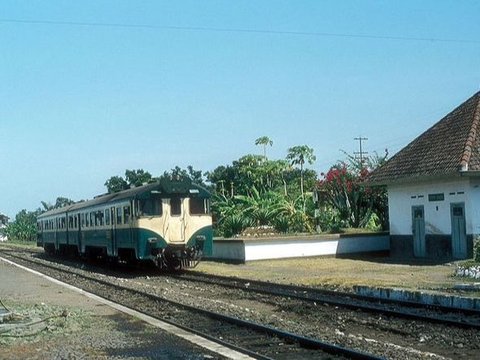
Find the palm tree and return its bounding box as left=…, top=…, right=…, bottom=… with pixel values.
left=255, top=136, right=273, bottom=159
left=286, top=145, right=316, bottom=210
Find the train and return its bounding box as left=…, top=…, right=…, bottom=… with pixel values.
left=36, top=178, right=213, bottom=270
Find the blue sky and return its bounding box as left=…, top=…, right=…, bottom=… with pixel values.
left=1, top=1, right=479, bottom=218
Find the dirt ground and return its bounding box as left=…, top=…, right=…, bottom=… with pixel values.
left=194, top=255, right=469, bottom=293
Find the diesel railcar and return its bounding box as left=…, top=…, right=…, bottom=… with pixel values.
left=36, top=178, right=213, bottom=270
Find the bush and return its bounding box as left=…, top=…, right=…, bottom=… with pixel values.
left=474, top=238, right=480, bottom=263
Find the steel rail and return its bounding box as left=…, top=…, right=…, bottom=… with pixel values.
left=1, top=251, right=383, bottom=360
left=174, top=272, right=480, bottom=330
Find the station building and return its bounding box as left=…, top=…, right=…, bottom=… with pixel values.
left=369, top=91, right=480, bottom=260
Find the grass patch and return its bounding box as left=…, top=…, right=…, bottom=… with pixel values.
left=194, top=256, right=459, bottom=292
left=0, top=241, right=37, bottom=250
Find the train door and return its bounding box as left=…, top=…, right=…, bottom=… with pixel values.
left=451, top=203, right=467, bottom=259
left=55, top=217, right=59, bottom=251
left=110, top=207, right=117, bottom=256
left=167, top=196, right=186, bottom=243
left=77, top=214, right=82, bottom=253
left=412, top=206, right=426, bottom=257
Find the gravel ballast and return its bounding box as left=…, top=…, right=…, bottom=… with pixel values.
left=0, top=260, right=224, bottom=360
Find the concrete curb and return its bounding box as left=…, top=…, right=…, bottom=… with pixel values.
left=354, top=285, right=480, bottom=311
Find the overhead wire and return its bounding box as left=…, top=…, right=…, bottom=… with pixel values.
left=0, top=18, right=478, bottom=44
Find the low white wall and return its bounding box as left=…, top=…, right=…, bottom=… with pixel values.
left=210, top=234, right=389, bottom=262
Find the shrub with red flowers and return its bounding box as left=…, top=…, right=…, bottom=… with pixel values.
left=316, top=153, right=388, bottom=230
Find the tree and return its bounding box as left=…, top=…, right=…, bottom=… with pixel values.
left=104, top=175, right=128, bottom=193
left=105, top=169, right=153, bottom=193
left=286, top=145, right=316, bottom=210
left=40, top=197, right=75, bottom=212
left=160, top=166, right=207, bottom=187
left=316, top=151, right=388, bottom=230
left=255, top=136, right=273, bottom=159
left=206, top=165, right=237, bottom=197
left=125, top=169, right=153, bottom=187
left=4, top=209, right=39, bottom=242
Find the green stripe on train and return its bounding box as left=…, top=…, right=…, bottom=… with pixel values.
left=39, top=225, right=213, bottom=259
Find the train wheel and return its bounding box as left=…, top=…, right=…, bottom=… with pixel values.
left=44, top=244, right=55, bottom=256
left=167, top=258, right=182, bottom=272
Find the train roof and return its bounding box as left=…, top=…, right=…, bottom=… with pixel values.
left=38, top=178, right=210, bottom=219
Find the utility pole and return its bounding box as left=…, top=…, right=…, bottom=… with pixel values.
left=354, top=136, right=368, bottom=166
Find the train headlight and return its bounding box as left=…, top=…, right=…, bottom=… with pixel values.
left=148, top=237, right=158, bottom=244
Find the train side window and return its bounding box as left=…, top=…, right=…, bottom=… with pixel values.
left=189, top=198, right=210, bottom=215
left=81, top=213, right=85, bottom=228
left=105, top=209, right=110, bottom=225
left=138, top=198, right=162, bottom=216
left=97, top=211, right=104, bottom=226
left=116, top=207, right=122, bottom=224
left=69, top=216, right=73, bottom=228
left=170, top=197, right=181, bottom=216
left=90, top=212, right=95, bottom=228
left=74, top=215, right=77, bottom=228
left=123, top=206, right=131, bottom=224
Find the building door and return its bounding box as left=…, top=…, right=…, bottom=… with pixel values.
left=412, top=206, right=426, bottom=257
left=451, top=203, right=467, bottom=259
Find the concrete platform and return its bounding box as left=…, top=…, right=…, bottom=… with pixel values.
left=0, top=258, right=252, bottom=360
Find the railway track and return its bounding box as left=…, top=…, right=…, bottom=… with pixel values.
left=0, top=250, right=382, bottom=360
left=174, top=271, right=480, bottom=330
left=2, top=246, right=480, bottom=359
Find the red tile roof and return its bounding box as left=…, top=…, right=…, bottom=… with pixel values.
left=369, top=91, right=480, bottom=184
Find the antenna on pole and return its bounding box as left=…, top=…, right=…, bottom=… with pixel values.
left=354, top=136, right=368, bottom=167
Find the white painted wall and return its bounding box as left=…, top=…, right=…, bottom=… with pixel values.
left=388, top=178, right=472, bottom=236
left=210, top=235, right=389, bottom=262
left=211, top=240, right=245, bottom=261
left=244, top=236, right=389, bottom=261
left=468, top=178, right=480, bottom=236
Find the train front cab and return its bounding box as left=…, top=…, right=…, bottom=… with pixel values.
left=134, top=193, right=213, bottom=269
